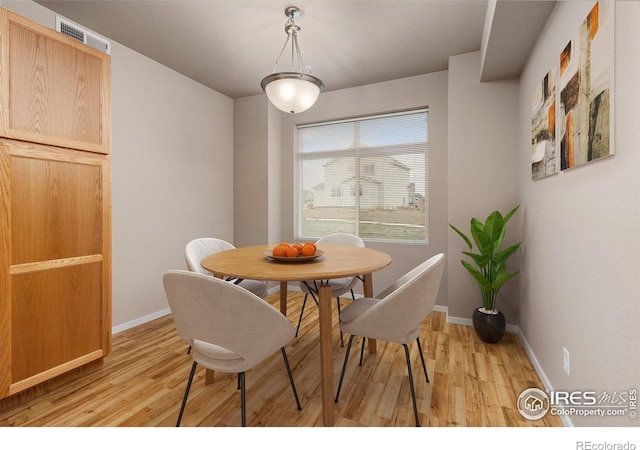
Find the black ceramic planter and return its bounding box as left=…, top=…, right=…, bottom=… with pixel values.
left=472, top=308, right=506, bottom=343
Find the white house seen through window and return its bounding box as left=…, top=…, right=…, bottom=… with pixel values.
left=296, top=109, right=429, bottom=243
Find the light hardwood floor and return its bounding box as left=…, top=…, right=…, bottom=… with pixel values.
left=0, top=291, right=562, bottom=427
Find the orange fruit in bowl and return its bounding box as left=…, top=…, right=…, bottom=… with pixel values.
left=272, top=245, right=287, bottom=257
left=292, top=243, right=303, bottom=253
left=301, top=243, right=316, bottom=257
left=285, top=246, right=299, bottom=257
left=279, top=242, right=291, bottom=248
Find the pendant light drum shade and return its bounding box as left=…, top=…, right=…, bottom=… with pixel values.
left=261, top=72, right=324, bottom=114
left=261, top=6, right=324, bottom=114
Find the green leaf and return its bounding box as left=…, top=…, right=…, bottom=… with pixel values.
left=471, top=222, right=491, bottom=256
left=503, top=205, right=520, bottom=224
left=449, top=223, right=472, bottom=250
left=491, top=271, right=519, bottom=292
left=461, top=260, right=491, bottom=292
left=485, top=211, right=506, bottom=255
left=495, top=243, right=521, bottom=264
left=462, top=251, right=489, bottom=268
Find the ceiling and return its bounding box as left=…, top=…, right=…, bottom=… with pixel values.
left=34, top=0, right=556, bottom=99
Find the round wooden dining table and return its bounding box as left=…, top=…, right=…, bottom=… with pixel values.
left=200, top=243, right=392, bottom=427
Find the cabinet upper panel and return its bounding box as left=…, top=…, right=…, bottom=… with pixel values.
left=0, top=8, right=110, bottom=154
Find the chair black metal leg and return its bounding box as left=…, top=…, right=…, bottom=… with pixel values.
left=239, top=372, right=246, bottom=427
left=280, top=347, right=302, bottom=410
left=339, top=290, right=355, bottom=349
left=416, top=337, right=429, bottom=383
left=403, top=344, right=420, bottom=427
left=359, top=336, right=366, bottom=366
left=176, top=361, right=198, bottom=427
left=336, top=297, right=344, bottom=346
left=307, top=281, right=320, bottom=306
left=295, top=294, right=309, bottom=337
left=335, top=334, right=355, bottom=402
left=296, top=283, right=320, bottom=337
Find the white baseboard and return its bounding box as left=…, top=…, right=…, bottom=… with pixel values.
left=516, top=328, right=573, bottom=427
left=267, top=285, right=282, bottom=295
left=446, top=309, right=519, bottom=333
left=112, top=307, right=171, bottom=335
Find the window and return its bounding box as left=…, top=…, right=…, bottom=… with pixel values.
left=296, top=109, right=429, bottom=243
left=362, top=163, right=375, bottom=175
left=331, top=187, right=344, bottom=197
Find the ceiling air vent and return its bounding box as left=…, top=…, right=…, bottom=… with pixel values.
left=55, top=17, right=110, bottom=54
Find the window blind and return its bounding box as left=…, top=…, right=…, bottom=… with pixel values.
left=296, top=109, right=429, bottom=243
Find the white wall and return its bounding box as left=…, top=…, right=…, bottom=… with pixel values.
left=110, top=44, right=233, bottom=328
left=447, top=51, right=521, bottom=323
left=5, top=1, right=235, bottom=330
left=233, top=95, right=271, bottom=248
left=518, top=1, right=640, bottom=426
left=267, top=104, right=282, bottom=246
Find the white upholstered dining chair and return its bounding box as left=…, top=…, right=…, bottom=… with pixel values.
left=163, top=270, right=302, bottom=426
left=185, top=237, right=268, bottom=298
left=334, top=253, right=445, bottom=427
left=296, top=233, right=365, bottom=346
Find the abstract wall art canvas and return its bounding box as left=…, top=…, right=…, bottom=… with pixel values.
left=531, top=67, right=557, bottom=180
left=559, top=1, right=614, bottom=171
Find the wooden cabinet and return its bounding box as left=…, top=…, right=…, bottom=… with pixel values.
left=0, top=8, right=111, bottom=401
left=0, top=8, right=110, bottom=154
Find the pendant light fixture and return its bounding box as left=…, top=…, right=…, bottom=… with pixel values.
left=260, top=6, right=325, bottom=114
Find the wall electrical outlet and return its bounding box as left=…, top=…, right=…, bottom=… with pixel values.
left=563, top=347, right=570, bottom=375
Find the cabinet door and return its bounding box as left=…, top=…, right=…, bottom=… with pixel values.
left=0, top=138, right=111, bottom=398
left=0, top=8, right=110, bottom=154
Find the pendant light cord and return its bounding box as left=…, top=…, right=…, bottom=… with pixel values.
left=270, top=15, right=308, bottom=74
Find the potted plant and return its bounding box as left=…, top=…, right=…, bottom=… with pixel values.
left=449, top=205, right=521, bottom=343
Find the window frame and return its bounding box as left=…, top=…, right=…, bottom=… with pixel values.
left=294, top=108, right=429, bottom=245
